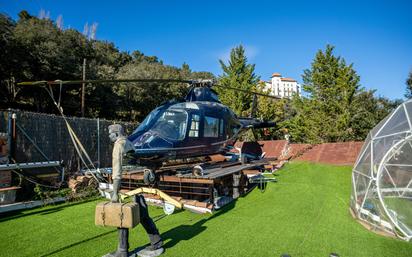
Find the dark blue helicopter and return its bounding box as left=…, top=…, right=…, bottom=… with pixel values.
left=127, top=81, right=276, bottom=167
left=18, top=79, right=277, bottom=169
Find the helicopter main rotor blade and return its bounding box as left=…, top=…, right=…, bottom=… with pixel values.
left=17, top=79, right=281, bottom=100
left=17, top=78, right=194, bottom=86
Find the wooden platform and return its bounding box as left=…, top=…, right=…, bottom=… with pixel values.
left=121, top=158, right=274, bottom=207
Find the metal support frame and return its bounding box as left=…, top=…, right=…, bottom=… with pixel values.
left=5, top=111, right=63, bottom=182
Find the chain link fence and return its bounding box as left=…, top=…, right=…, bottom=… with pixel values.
left=0, top=109, right=138, bottom=173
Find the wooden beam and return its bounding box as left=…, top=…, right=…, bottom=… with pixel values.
left=123, top=174, right=214, bottom=185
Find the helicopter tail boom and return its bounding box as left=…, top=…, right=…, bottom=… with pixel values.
left=239, top=118, right=276, bottom=129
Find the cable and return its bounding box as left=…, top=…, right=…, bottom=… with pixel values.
left=43, top=83, right=106, bottom=184
left=11, top=169, right=61, bottom=189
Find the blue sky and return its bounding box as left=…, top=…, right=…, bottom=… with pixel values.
left=2, top=0, right=412, bottom=99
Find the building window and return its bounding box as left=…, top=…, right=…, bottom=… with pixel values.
left=204, top=116, right=219, bottom=137
left=189, top=114, right=200, bottom=137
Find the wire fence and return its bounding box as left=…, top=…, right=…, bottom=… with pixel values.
left=0, top=109, right=138, bottom=174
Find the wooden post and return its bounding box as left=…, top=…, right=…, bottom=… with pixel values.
left=81, top=58, right=86, bottom=117
left=7, top=110, right=16, bottom=162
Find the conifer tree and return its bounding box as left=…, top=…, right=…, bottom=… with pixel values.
left=286, top=45, right=361, bottom=143
left=217, top=45, right=259, bottom=116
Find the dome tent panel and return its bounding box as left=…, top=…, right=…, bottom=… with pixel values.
left=370, top=113, right=392, bottom=137
left=352, top=99, right=412, bottom=241
left=353, top=141, right=372, bottom=176
left=353, top=172, right=371, bottom=208
left=385, top=139, right=412, bottom=166
left=372, top=133, right=409, bottom=174
left=382, top=196, right=412, bottom=237
left=375, top=106, right=409, bottom=138
left=378, top=136, right=412, bottom=238
left=379, top=165, right=406, bottom=197
left=359, top=183, right=393, bottom=231
left=404, top=101, right=412, bottom=122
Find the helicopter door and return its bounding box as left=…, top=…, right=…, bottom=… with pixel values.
left=204, top=116, right=219, bottom=138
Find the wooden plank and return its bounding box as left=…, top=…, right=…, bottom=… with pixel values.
left=122, top=174, right=214, bottom=185
left=160, top=189, right=210, bottom=196
left=242, top=169, right=260, bottom=175
left=0, top=186, right=20, bottom=192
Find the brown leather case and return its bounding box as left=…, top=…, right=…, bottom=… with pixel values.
left=95, top=202, right=140, bottom=228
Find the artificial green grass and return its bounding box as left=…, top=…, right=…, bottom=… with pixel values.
left=0, top=162, right=411, bottom=257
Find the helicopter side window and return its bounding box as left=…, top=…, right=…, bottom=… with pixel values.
left=204, top=116, right=219, bottom=138
left=189, top=114, right=200, bottom=137
left=219, top=119, right=224, bottom=136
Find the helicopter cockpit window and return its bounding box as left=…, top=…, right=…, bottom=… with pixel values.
left=151, top=110, right=188, bottom=140
left=189, top=114, right=200, bottom=137
left=204, top=116, right=219, bottom=138
left=133, top=108, right=161, bottom=134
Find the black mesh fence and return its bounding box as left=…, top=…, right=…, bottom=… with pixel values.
left=0, top=109, right=138, bottom=174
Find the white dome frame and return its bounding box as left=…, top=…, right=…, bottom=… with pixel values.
left=351, top=99, right=412, bottom=241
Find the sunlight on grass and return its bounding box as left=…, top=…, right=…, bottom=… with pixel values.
left=0, top=162, right=411, bottom=257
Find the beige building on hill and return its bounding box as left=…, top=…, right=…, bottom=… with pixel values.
left=262, top=72, right=301, bottom=98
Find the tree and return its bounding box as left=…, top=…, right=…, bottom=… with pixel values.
left=253, top=82, right=290, bottom=140
left=286, top=45, right=361, bottom=143
left=0, top=10, right=213, bottom=121
left=405, top=70, right=412, bottom=99
left=114, top=62, right=189, bottom=121
left=0, top=14, right=19, bottom=107
left=216, top=45, right=259, bottom=116
left=285, top=45, right=402, bottom=143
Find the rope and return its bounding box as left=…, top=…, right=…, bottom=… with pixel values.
left=43, top=82, right=106, bottom=184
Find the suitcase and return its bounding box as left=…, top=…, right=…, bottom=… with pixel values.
left=95, top=201, right=140, bottom=228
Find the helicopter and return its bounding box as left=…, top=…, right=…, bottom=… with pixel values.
left=127, top=81, right=277, bottom=167
left=18, top=79, right=279, bottom=171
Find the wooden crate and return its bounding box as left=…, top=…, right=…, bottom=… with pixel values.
left=0, top=170, right=12, bottom=188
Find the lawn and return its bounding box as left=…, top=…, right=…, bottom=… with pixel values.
left=0, top=162, right=411, bottom=257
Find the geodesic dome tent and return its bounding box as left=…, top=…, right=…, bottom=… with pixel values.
left=351, top=99, right=412, bottom=241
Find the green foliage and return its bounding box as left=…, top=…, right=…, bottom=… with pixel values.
left=0, top=11, right=214, bottom=121
left=33, top=184, right=72, bottom=201
left=405, top=70, right=412, bottom=99
left=216, top=45, right=259, bottom=116
left=114, top=62, right=189, bottom=121
left=285, top=45, right=399, bottom=143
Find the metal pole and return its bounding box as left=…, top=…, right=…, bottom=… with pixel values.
left=97, top=118, right=100, bottom=168
left=7, top=109, right=12, bottom=162
left=81, top=58, right=86, bottom=117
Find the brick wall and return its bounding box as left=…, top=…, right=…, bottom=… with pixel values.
left=296, top=141, right=364, bottom=165
left=236, top=140, right=364, bottom=165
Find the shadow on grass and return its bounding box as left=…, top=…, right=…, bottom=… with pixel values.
left=39, top=229, right=116, bottom=257
left=0, top=197, right=99, bottom=222
left=161, top=200, right=236, bottom=249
